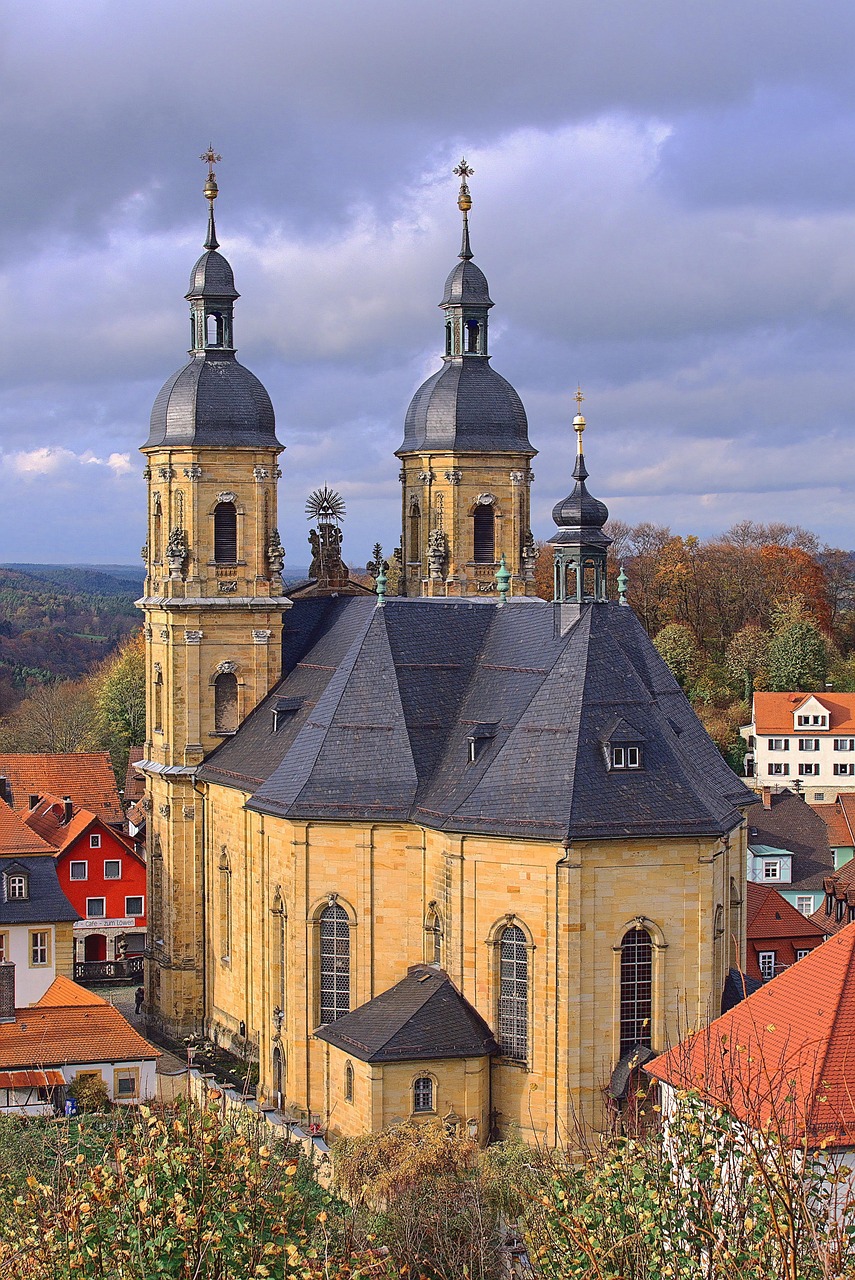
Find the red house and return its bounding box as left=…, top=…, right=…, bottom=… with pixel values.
left=23, top=795, right=146, bottom=971
left=746, top=881, right=825, bottom=982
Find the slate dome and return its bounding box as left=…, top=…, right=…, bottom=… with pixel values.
left=441, top=258, right=492, bottom=308
left=186, top=249, right=239, bottom=300
left=398, top=358, right=533, bottom=456
left=145, top=353, right=279, bottom=449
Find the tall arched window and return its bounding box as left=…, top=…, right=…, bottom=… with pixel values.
left=425, top=906, right=442, bottom=966
left=344, top=1062, right=354, bottom=1103
left=409, top=502, right=421, bottom=563
left=498, top=923, right=528, bottom=1061
left=620, top=927, right=653, bottom=1055
left=473, top=505, right=495, bottom=563
left=413, top=1076, right=434, bottom=1112
left=214, top=672, right=238, bottom=734
left=214, top=501, right=238, bottom=563
left=271, top=892, right=286, bottom=1023
left=152, top=497, right=162, bottom=564
left=219, top=851, right=232, bottom=963
left=319, top=902, right=350, bottom=1024
left=465, top=318, right=481, bottom=353
left=445, top=322, right=453, bottom=356
left=153, top=666, right=163, bottom=734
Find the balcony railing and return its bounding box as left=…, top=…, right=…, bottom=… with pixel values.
left=74, top=956, right=145, bottom=985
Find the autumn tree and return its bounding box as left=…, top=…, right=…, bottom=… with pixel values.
left=92, top=630, right=145, bottom=779
left=766, top=599, right=829, bottom=692
left=0, top=678, right=98, bottom=753
left=653, top=623, right=701, bottom=691
left=726, top=624, right=770, bottom=702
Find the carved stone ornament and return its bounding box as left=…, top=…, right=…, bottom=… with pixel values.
left=165, top=526, right=188, bottom=579
left=216, top=491, right=237, bottom=504
left=476, top=492, right=496, bottom=506
left=183, top=465, right=203, bottom=480
left=140, top=543, right=148, bottom=562
left=521, top=530, right=537, bottom=582
left=267, top=528, right=285, bottom=576
left=153, top=662, right=162, bottom=676
left=445, top=469, right=462, bottom=484
left=253, top=465, right=270, bottom=481
left=159, top=627, right=169, bottom=641
left=144, top=625, right=153, bottom=640
left=152, top=492, right=162, bottom=512
left=398, top=467, right=406, bottom=483
left=158, top=804, right=170, bottom=818
left=218, top=580, right=238, bottom=594
left=157, top=466, right=174, bottom=482
left=252, top=629, right=272, bottom=645
left=182, top=805, right=195, bottom=820
left=184, top=629, right=203, bottom=645
left=216, top=660, right=238, bottom=675
left=274, top=466, right=283, bottom=479
left=509, top=471, right=525, bottom=484
left=408, top=493, right=421, bottom=510
left=141, top=797, right=153, bottom=814
left=427, top=528, right=447, bottom=580
left=418, top=470, right=434, bottom=485
left=142, top=467, right=152, bottom=481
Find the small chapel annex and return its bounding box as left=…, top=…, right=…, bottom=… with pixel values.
left=137, top=156, right=753, bottom=1144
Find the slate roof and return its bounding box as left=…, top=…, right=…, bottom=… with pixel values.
left=647, top=925, right=855, bottom=1147
left=0, top=854, right=78, bottom=925
left=752, top=692, right=855, bottom=732
left=145, top=351, right=280, bottom=449
left=397, top=358, right=535, bottom=457
left=0, top=978, right=159, bottom=1069
left=745, top=790, right=834, bottom=891
left=313, top=966, right=498, bottom=1063
left=0, top=753, right=123, bottom=826
left=199, top=597, right=752, bottom=843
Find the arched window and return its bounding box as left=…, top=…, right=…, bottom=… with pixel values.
left=425, top=907, right=442, bottom=966
left=319, top=902, right=350, bottom=1024
left=498, top=924, right=528, bottom=1061
left=345, top=1063, right=354, bottom=1103
left=413, top=1076, right=433, bottom=1112
left=409, top=503, right=421, bottom=563
left=153, top=666, right=163, bottom=734
left=214, top=672, right=238, bottom=734
left=445, top=321, right=453, bottom=356
left=620, top=928, right=653, bottom=1055
left=152, top=498, right=162, bottom=564
left=214, top=501, right=238, bottom=563
left=465, top=319, right=480, bottom=353
left=473, top=505, right=495, bottom=563
left=272, top=1046, right=284, bottom=1106
left=219, top=851, right=232, bottom=963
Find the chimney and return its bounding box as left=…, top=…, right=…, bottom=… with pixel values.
left=28, top=794, right=39, bottom=810
left=62, top=796, right=73, bottom=825
left=0, top=962, right=16, bottom=1023
left=762, top=786, right=773, bottom=810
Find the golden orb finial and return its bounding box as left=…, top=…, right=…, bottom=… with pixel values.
left=453, top=157, right=474, bottom=213
left=573, top=385, right=586, bottom=454
left=201, top=144, right=221, bottom=202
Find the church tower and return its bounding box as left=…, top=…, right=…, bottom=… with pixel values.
left=549, top=392, right=613, bottom=604
left=139, top=151, right=289, bottom=1040
left=396, top=161, right=538, bottom=597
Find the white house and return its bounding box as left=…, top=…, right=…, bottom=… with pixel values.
left=742, top=692, right=855, bottom=804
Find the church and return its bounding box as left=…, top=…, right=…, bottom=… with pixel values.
left=138, top=155, right=753, bottom=1144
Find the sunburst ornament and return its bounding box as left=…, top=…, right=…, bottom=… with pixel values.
left=305, top=486, right=346, bottom=523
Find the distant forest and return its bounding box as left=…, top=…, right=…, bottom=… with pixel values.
left=0, top=564, right=144, bottom=716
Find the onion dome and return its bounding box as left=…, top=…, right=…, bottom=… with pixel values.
left=144, top=151, right=281, bottom=451
left=550, top=401, right=609, bottom=544
left=397, top=158, right=534, bottom=459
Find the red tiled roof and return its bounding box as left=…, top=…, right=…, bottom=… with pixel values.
left=746, top=883, right=825, bottom=942
left=812, top=803, right=854, bottom=848
left=0, top=1069, right=65, bottom=1089
left=0, top=984, right=160, bottom=1069
left=23, top=795, right=137, bottom=857
left=0, top=754, right=123, bottom=825
left=752, top=692, right=855, bottom=734
left=809, top=857, right=855, bottom=935
left=647, top=925, right=855, bottom=1146
left=0, top=800, right=55, bottom=856
left=36, top=975, right=107, bottom=1007
left=123, top=748, right=145, bottom=805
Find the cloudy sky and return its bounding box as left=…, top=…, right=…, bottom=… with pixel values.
left=2, top=0, right=855, bottom=567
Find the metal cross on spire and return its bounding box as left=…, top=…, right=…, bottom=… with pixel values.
left=453, top=157, right=474, bottom=259
left=201, top=145, right=222, bottom=179
left=200, top=146, right=221, bottom=250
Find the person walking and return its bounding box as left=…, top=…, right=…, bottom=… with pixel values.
left=134, top=986, right=144, bottom=1016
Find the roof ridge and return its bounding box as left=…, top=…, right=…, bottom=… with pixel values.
left=367, top=970, right=446, bottom=1055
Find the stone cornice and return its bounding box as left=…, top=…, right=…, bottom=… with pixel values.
left=136, top=596, right=292, bottom=612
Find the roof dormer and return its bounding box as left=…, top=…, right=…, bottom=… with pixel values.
left=793, top=695, right=830, bottom=731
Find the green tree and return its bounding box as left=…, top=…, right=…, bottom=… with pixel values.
left=93, top=631, right=145, bottom=780
left=726, top=624, right=770, bottom=702
left=653, top=623, right=701, bottom=691
left=766, top=599, right=829, bottom=692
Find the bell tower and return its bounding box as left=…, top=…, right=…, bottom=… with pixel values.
left=549, top=392, right=612, bottom=603
left=139, top=150, right=290, bottom=1041
left=396, top=161, right=538, bottom=597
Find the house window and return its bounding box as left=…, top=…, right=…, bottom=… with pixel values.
left=612, top=744, right=642, bottom=770
left=213, top=501, right=238, bottom=563
left=344, top=1063, right=354, bottom=1103
left=768, top=763, right=789, bottom=776
left=87, top=898, right=106, bottom=918
left=796, top=895, right=814, bottom=915
left=7, top=874, right=28, bottom=900
left=214, top=672, right=239, bottom=734
left=762, top=861, right=781, bottom=880
left=318, top=902, right=350, bottom=1024
left=834, top=764, right=855, bottom=776
left=620, top=928, right=653, bottom=1055
left=797, top=715, right=810, bottom=726
left=0, top=933, right=8, bottom=962
left=799, top=764, right=820, bottom=776
left=70, top=861, right=87, bottom=881
left=413, top=1076, right=434, bottom=1113
left=498, top=923, right=528, bottom=1062
left=826, top=894, right=834, bottom=916
left=768, top=739, right=789, bottom=751
left=89, top=834, right=101, bottom=849
left=103, top=860, right=121, bottom=880
left=758, top=951, right=776, bottom=980
left=30, top=930, right=50, bottom=967
left=835, top=739, right=855, bottom=752
left=795, top=949, right=811, bottom=961
left=472, top=505, right=495, bottom=563
left=113, top=1068, right=139, bottom=1100
left=798, top=739, right=820, bottom=752
left=125, top=896, right=144, bottom=918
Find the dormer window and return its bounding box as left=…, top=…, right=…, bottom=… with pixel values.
left=7, top=873, right=28, bottom=900
left=272, top=696, right=302, bottom=733
left=467, top=723, right=498, bottom=763
left=612, top=745, right=642, bottom=770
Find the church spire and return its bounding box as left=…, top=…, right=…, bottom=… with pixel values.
left=454, top=157, right=474, bottom=261
left=201, top=145, right=221, bottom=251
